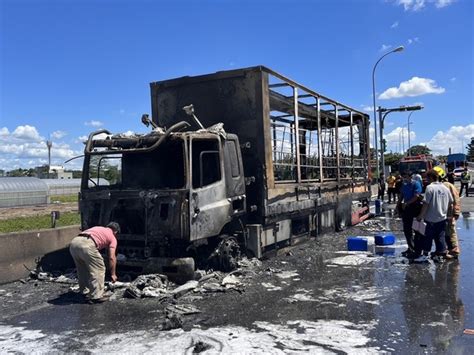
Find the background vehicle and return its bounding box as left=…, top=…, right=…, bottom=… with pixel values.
left=399, top=154, right=436, bottom=188
left=447, top=153, right=467, bottom=172
left=80, top=66, right=371, bottom=273
left=453, top=167, right=464, bottom=181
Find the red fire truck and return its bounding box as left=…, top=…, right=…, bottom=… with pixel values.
left=399, top=155, right=436, bottom=189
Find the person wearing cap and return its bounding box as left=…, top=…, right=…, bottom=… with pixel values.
left=459, top=167, right=471, bottom=197
left=69, top=222, right=120, bottom=303
left=398, top=171, right=423, bottom=257
left=417, top=170, right=453, bottom=261
left=434, top=166, right=461, bottom=257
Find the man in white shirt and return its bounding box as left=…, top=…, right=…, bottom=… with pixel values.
left=417, top=169, right=453, bottom=261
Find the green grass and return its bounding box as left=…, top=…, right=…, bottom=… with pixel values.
left=50, top=194, right=78, bottom=203
left=0, top=212, right=81, bottom=234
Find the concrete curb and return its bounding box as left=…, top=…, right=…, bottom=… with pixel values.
left=0, top=225, right=80, bottom=284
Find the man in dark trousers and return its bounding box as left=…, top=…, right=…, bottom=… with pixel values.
left=417, top=170, right=453, bottom=262
left=69, top=222, right=120, bottom=303
left=377, top=172, right=386, bottom=202
left=398, top=171, right=423, bottom=258
left=459, top=168, right=471, bottom=197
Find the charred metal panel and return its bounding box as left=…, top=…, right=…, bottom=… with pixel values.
left=319, top=209, right=335, bottom=234
left=151, top=68, right=267, bottom=224
left=80, top=189, right=189, bottom=259
left=189, top=135, right=233, bottom=240
left=223, top=135, right=246, bottom=198
left=190, top=182, right=232, bottom=241
left=246, top=224, right=263, bottom=258
left=144, top=190, right=188, bottom=241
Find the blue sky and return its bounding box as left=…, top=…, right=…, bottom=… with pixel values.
left=1, top=0, right=473, bottom=171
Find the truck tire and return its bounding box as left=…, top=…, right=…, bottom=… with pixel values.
left=210, top=236, right=241, bottom=272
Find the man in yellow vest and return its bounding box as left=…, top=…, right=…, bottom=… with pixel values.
left=459, top=167, right=471, bottom=197
left=386, top=172, right=397, bottom=204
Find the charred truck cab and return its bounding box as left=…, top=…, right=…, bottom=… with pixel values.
left=80, top=66, right=371, bottom=275
left=81, top=127, right=246, bottom=272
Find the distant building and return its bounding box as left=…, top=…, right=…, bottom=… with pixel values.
left=49, top=165, right=73, bottom=179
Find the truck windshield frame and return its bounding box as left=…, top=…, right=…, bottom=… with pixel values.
left=83, top=138, right=187, bottom=190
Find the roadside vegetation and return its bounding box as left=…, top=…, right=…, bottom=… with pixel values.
left=49, top=194, right=78, bottom=203
left=0, top=212, right=80, bottom=234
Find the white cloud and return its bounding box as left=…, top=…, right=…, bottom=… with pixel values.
left=397, top=0, right=426, bottom=11
left=360, top=105, right=374, bottom=113
left=450, top=77, right=456, bottom=82
left=391, top=21, right=399, bottom=29
left=76, top=135, right=88, bottom=143
left=51, top=130, right=67, bottom=139
left=0, top=127, right=9, bottom=136
left=407, top=37, right=419, bottom=45
left=379, top=77, right=445, bottom=99
left=85, top=120, right=103, bottom=127
left=384, top=126, right=416, bottom=153
left=435, top=0, right=455, bottom=8
left=395, top=0, right=455, bottom=11
left=379, top=44, right=392, bottom=52
left=0, top=125, right=82, bottom=171
left=425, top=124, right=474, bottom=155
left=12, top=125, right=42, bottom=141
left=119, top=109, right=125, bottom=115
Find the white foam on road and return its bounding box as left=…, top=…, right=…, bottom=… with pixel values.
left=275, top=270, right=299, bottom=279
left=0, top=318, right=381, bottom=354
left=317, top=285, right=393, bottom=306
left=261, top=282, right=283, bottom=291
left=325, top=254, right=379, bottom=266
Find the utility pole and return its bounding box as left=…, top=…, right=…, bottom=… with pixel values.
left=46, top=140, right=52, bottom=178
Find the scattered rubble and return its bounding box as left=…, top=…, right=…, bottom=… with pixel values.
left=284, top=289, right=317, bottom=303
left=358, top=219, right=390, bottom=232
left=170, top=281, right=199, bottom=298
left=192, top=341, right=212, bottom=353
left=160, top=312, right=183, bottom=331
left=165, top=304, right=201, bottom=315
left=28, top=270, right=77, bottom=284
left=237, top=257, right=262, bottom=268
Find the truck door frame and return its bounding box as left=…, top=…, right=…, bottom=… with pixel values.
left=188, top=134, right=232, bottom=241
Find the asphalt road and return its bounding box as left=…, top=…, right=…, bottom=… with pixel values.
left=1, top=195, right=474, bottom=353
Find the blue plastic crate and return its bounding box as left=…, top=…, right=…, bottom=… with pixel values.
left=347, top=237, right=368, bottom=251
left=374, top=233, right=395, bottom=246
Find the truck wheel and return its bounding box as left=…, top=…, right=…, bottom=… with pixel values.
left=215, top=237, right=241, bottom=272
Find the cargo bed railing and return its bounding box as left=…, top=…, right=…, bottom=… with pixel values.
left=268, top=71, right=369, bottom=185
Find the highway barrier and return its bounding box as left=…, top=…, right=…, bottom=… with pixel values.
left=0, top=225, right=79, bottom=284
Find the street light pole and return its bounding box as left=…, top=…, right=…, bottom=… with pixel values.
left=46, top=140, right=52, bottom=179
left=399, top=128, right=404, bottom=153
left=371, top=45, right=404, bottom=178
left=407, top=111, right=415, bottom=156
left=378, top=104, right=423, bottom=172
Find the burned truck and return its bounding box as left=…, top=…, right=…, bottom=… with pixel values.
left=80, top=66, right=371, bottom=272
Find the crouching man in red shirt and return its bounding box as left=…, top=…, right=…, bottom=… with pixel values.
left=69, top=222, right=120, bottom=303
